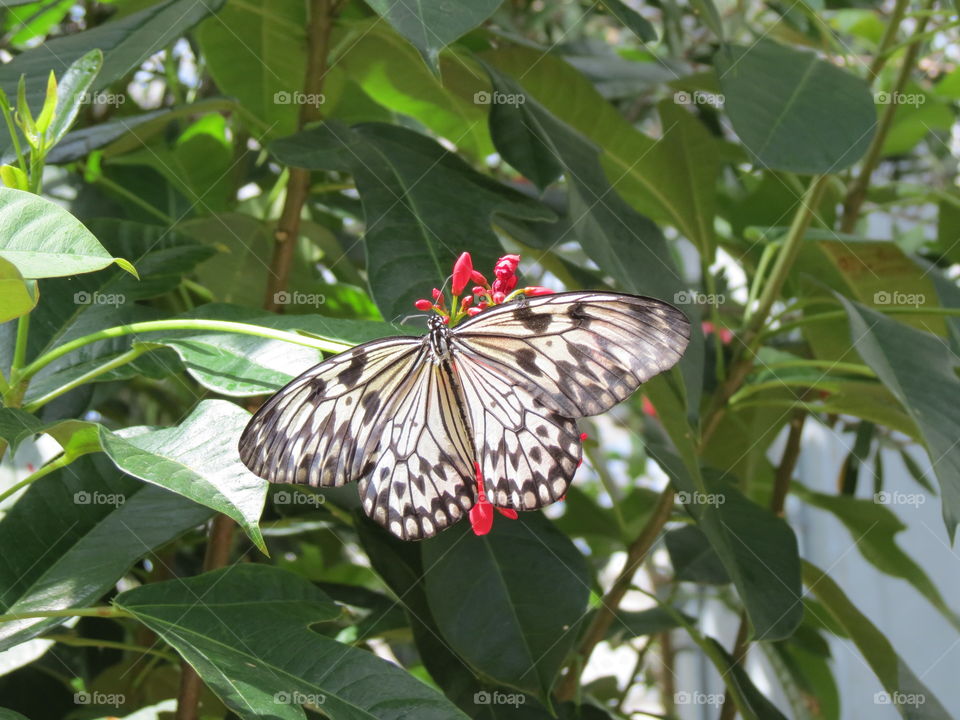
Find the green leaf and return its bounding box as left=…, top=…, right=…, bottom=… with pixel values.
left=600, top=0, right=657, bottom=41
left=689, top=0, right=725, bottom=40
left=197, top=0, right=308, bottom=137
left=332, top=22, right=493, bottom=158
left=715, top=40, right=876, bottom=173
left=364, top=0, right=501, bottom=72
left=271, top=121, right=554, bottom=323
left=0, top=256, right=36, bottom=323
left=99, top=400, right=268, bottom=553
left=605, top=607, right=694, bottom=643
left=421, top=513, right=590, bottom=699
left=793, top=483, right=959, bottom=631
left=0, top=709, right=31, bottom=720
left=0, top=188, right=135, bottom=279
left=0, top=455, right=212, bottom=650
left=46, top=49, right=103, bottom=148
left=665, top=524, right=732, bottom=584
left=484, top=61, right=704, bottom=419
left=114, top=564, right=470, bottom=720
left=0, top=0, right=225, bottom=154
left=838, top=297, right=960, bottom=541
left=0, top=408, right=43, bottom=452
left=652, top=449, right=803, bottom=640
left=802, top=561, right=952, bottom=718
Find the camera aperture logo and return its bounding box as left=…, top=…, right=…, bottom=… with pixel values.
left=274, top=91, right=326, bottom=108
left=274, top=490, right=326, bottom=507
left=274, top=691, right=326, bottom=706
left=474, top=690, right=526, bottom=707
left=74, top=691, right=125, bottom=707
left=473, top=90, right=526, bottom=106
left=273, top=290, right=326, bottom=308
left=74, top=291, right=125, bottom=307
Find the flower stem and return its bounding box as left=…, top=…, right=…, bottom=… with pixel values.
left=0, top=606, right=125, bottom=623
left=24, top=346, right=150, bottom=412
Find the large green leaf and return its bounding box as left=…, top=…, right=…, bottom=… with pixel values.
left=715, top=39, right=876, bottom=173
left=0, top=455, right=211, bottom=651
left=114, top=564, right=470, bottom=720
left=652, top=448, right=803, bottom=640
left=803, top=561, right=951, bottom=718
left=332, top=22, right=492, bottom=157
left=421, top=513, right=590, bottom=699
left=364, top=0, right=500, bottom=72
left=793, top=483, right=960, bottom=630
left=197, top=0, right=307, bottom=137
left=99, top=400, right=268, bottom=553
left=271, top=121, right=553, bottom=323
left=46, top=49, right=103, bottom=149
left=0, top=189, right=135, bottom=279
left=484, top=62, right=703, bottom=418
left=839, top=297, right=960, bottom=540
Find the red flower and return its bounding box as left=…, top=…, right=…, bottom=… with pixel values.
left=702, top=321, right=732, bottom=344
left=522, top=286, right=554, bottom=296
left=452, top=252, right=474, bottom=295
left=469, top=462, right=518, bottom=536
left=414, top=299, right=433, bottom=311
left=642, top=396, right=657, bottom=417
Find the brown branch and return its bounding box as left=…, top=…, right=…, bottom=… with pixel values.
left=555, top=487, right=676, bottom=701
left=175, top=3, right=342, bottom=719
left=263, top=0, right=339, bottom=311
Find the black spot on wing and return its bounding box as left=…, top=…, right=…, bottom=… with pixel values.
left=566, top=301, right=591, bottom=327
left=515, top=305, right=552, bottom=333
left=516, top=348, right=541, bottom=376
left=337, top=351, right=367, bottom=386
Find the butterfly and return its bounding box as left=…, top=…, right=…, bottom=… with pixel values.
left=239, top=291, right=690, bottom=540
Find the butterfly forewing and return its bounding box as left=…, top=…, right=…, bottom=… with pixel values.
left=451, top=292, right=691, bottom=418
left=239, top=337, right=424, bottom=487
left=238, top=290, right=690, bottom=540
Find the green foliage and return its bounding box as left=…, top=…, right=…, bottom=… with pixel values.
left=0, top=0, right=956, bottom=719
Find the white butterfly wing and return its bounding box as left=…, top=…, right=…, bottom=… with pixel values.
left=451, top=291, right=691, bottom=418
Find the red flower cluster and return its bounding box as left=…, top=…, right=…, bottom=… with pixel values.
left=414, top=251, right=554, bottom=327
left=468, top=462, right=518, bottom=536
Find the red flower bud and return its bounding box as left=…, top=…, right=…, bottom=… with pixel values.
left=496, top=507, right=518, bottom=519
left=452, top=252, right=473, bottom=295
left=472, top=285, right=486, bottom=296
left=461, top=296, right=473, bottom=308
left=471, top=270, right=488, bottom=285
left=414, top=299, right=433, bottom=311
left=470, top=501, right=493, bottom=536
left=494, top=254, right=520, bottom=277
left=467, top=307, right=482, bottom=316
left=642, top=396, right=657, bottom=417
left=492, top=291, right=506, bottom=304
left=432, top=288, right=442, bottom=300
left=523, top=286, right=554, bottom=296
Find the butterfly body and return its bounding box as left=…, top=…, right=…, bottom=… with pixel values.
left=239, top=292, right=690, bottom=540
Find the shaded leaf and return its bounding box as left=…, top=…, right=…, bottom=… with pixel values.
left=99, top=400, right=268, bottom=552
left=421, top=513, right=589, bottom=699
left=114, top=564, right=469, bottom=720
left=715, top=39, right=875, bottom=173
left=0, top=455, right=211, bottom=651
left=0, top=257, right=36, bottom=323
left=600, top=0, right=657, bottom=41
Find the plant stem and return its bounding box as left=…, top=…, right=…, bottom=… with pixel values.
left=555, top=487, right=675, bottom=701
left=16, top=318, right=351, bottom=386
left=11, top=313, right=30, bottom=376
left=46, top=633, right=178, bottom=661
left=0, top=452, right=77, bottom=505
left=865, top=0, right=909, bottom=81
left=85, top=164, right=174, bottom=224
left=841, top=0, right=934, bottom=232
left=0, top=606, right=124, bottom=623
left=24, top=346, right=149, bottom=412
left=0, top=93, right=28, bottom=176
left=263, top=0, right=340, bottom=311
